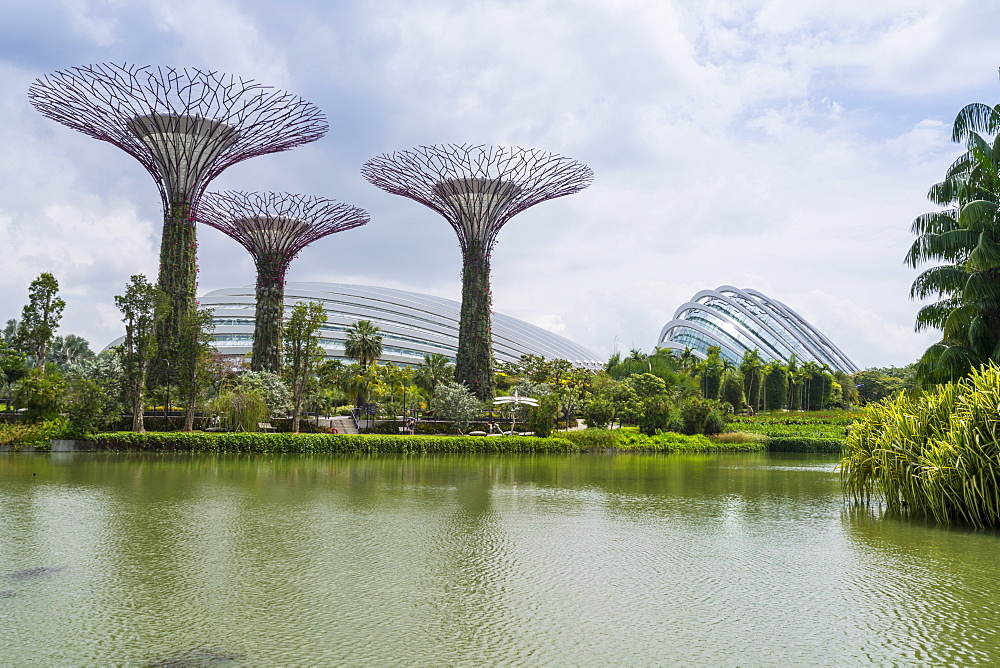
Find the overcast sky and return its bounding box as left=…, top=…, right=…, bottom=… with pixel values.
left=2, top=0, right=998, bottom=369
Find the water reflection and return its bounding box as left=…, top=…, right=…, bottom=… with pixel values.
left=1, top=452, right=1000, bottom=664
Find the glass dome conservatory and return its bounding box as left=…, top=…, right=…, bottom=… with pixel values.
left=201, top=282, right=603, bottom=369
left=658, top=286, right=858, bottom=373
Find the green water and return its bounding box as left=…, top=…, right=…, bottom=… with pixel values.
left=1, top=452, right=999, bottom=665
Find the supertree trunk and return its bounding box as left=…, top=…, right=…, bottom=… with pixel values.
left=456, top=246, right=494, bottom=401
left=156, top=198, right=198, bottom=363
left=253, top=254, right=287, bottom=373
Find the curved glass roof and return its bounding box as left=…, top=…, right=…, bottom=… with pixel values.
left=200, top=282, right=603, bottom=369
left=658, top=285, right=858, bottom=373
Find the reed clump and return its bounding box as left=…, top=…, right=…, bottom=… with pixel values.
left=841, top=363, right=1000, bottom=527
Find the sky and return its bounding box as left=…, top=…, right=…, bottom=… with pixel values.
left=2, top=0, right=999, bottom=369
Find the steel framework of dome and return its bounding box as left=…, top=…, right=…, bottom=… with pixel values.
left=200, top=282, right=603, bottom=370
left=658, top=286, right=858, bottom=373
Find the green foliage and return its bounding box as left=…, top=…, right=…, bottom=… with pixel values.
left=905, top=101, right=1000, bottom=384
left=0, top=339, right=28, bottom=394
left=527, top=394, right=560, bottom=438
left=283, top=300, right=327, bottom=432
left=729, top=411, right=858, bottom=439
left=580, top=397, right=614, bottom=429
left=344, top=319, right=384, bottom=368
left=213, top=387, right=269, bottom=432
left=48, top=334, right=94, bottom=367
left=175, top=306, right=215, bottom=429
left=10, top=367, right=65, bottom=422
left=17, top=272, right=65, bottom=368
left=769, top=437, right=843, bottom=453
left=763, top=364, right=788, bottom=411
left=431, top=381, right=482, bottom=432
left=842, top=363, right=1000, bottom=527
left=854, top=365, right=916, bottom=404
left=0, top=417, right=69, bottom=447
left=64, top=375, right=119, bottom=436
left=636, top=393, right=676, bottom=436
left=116, top=274, right=167, bottom=432
left=230, top=371, right=290, bottom=418
left=456, top=251, right=494, bottom=401
left=82, top=432, right=577, bottom=454
left=414, top=353, right=453, bottom=397
left=721, top=373, right=745, bottom=412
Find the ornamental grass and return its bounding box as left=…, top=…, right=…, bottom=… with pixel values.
left=841, top=364, right=1000, bottom=528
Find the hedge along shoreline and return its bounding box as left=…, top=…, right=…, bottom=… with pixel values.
left=76, top=430, right=768, bottom=454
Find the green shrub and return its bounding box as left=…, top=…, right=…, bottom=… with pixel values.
left=561, top=429, right=620, bottom=449
left=0, top=417, right=69, bottom=448
left=213, top=388, right=268, bottom=432
left=768, top=437, right=842, bottom=453
left=710, top=431, right=769, bottom=445
left=842, top=363, right=1000, bottom=527
left=81, top=432, right=576, bottom=454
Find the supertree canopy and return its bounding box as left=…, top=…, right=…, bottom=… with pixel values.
left=28, top=63, right=328, bottom=375
left=362, top=144, right=593, bottom=400
left=197, top=191, right=369, bottom=373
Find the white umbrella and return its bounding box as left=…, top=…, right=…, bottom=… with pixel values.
left=491, top=390, right=538, bottom=434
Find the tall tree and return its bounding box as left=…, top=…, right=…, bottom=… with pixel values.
left=176, top=307, right=215, bottom=431
left=48, top=334, right=95, bottom=367
left=115, top=275, right=166, bottom=433
left=906, top=99, right=1000, bottom=383
left=283, top=301, right=327, bottom=432
left=415, top=353, right=454, bottom=398
left=739, top=349, right=764, bottom=412
left=344, top=319, right=383, bottom=368
left=344, top=319, right=383, bottom=406
left=18, top=272, right=65, bottom=369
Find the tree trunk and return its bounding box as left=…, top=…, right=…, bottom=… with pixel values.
left=252, top=255, right=286, bottom=373
left=183, top=374, right=197, bottom=432
left=456, top=247, right=493, bottom=401
left=154, top=199, right=198, bottom=382
left=292, top=381, right=303, bottom=433
left=132, top=382, right=145, bottom=433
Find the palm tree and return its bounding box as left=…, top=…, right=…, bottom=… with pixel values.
left=415, top=353, right=453, bottom=397
left=739, top=349, right=764, bottom=412
left=344, top=320, right=383, bottom=368
left=906, top=100, right=1000, bottom=383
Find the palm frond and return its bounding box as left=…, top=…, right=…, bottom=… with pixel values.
left=952, top=102, right=1000, bottom=142
left=915, top=298, right=963, bottom=331
left=910, top=265, right=967, bottom=299
left=911, top=209, right=959, bottom=235
left=959, top=199, right=1000, bottom=231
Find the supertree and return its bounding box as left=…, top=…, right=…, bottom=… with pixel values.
left=197, top=191, right=369, bottom=373
left=362, top=144, right=593, bottom=400
left=28, top=63, right=327, bottom=375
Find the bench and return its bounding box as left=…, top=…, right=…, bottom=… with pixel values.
left=258, top=423, right=275, bottom=432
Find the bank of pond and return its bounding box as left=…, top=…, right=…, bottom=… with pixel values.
left=2, top=427, right=844, bottom=455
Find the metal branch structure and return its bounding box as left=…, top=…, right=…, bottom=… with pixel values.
left=28, top=63, right=328, bottom=375
left=361, top=144, right=593, bottom=400
left=198, top=191, right=369, bottom=373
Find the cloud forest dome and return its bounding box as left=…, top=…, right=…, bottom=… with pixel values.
left=658, top=286, right=859, bottom=373
left=202, top=282, right=603, bottom=369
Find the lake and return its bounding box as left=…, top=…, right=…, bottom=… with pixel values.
left=1, top=452, right=999, bottom=665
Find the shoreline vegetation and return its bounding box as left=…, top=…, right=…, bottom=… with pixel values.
left=2, top=415, right=854, bottom=454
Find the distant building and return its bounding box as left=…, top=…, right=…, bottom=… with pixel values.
left=201, top=282, right=603, bottom=369
left=658, top=286, right=858, bottom=373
